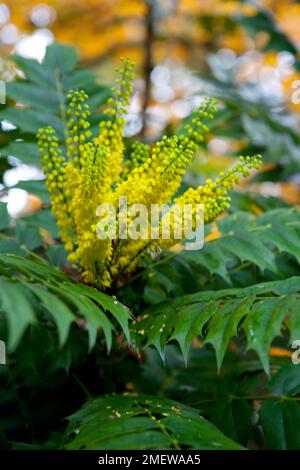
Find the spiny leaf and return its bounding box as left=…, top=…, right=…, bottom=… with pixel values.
left=63, top=395, right=244, bottom=450
left=25, top=284, right=74, bottom=347
left=182, top=208, right=300, bottom=282
left=0, top=254, right=131, bottom=352
left=132, top=277, right=300, bottom=372
left=77, top=286, right=132, bottom=344
left=243, top=296, right=293, bottom=373
left=0, top=281, right=35, bottom=350
left=1, top=42, right=110, bottom=169
left=204, top=297, right=253, bottom=370
left=50, top=284, right=113, bottom=351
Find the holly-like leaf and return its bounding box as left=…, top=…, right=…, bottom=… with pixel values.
left=0, top=253, right=131, bottom=352
left=63, top=394, right=244, bottom=450
left=132, top=277, right=300, bottom=372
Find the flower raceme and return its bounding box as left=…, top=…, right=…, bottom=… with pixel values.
left=37, top=58, right=261, bottom=288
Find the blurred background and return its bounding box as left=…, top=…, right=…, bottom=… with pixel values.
left=0, top=0, right=300, bottom=216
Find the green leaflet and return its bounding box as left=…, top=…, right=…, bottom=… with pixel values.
left=0, top=254, right=131, bottom=352
left=1, top=42, right=110, bottom=166
left=0, top=141, right=41, bottom=166
left=182, top=208, right=300, bottom=281
left=63, top=395, right=244, bottom=450
left=204, top=297, right=253, bottom=369
left=0, top=202, right=9, bottom=231
left=0, top=282, right=35, bottom=350
left=132, top=277, right=300, bottom=372
left=203, top=55, right=300, bottom=177
left=260, top=399, right=300, bottom=450
left=25, top=284, right=74, bottom=347
left=259, top=365, right=300, bottom=449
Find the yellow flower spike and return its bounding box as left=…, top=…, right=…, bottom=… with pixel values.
left=38, top=59, right=262, bottom=289
left=173, top=154, right=262, bottom=225
left=122, top=142, right=150, bottom=178
left=95, top=58, right=135, bottom=184
left=66, top=89, right=92, bottom=165
left=37, top=126, right=75, bottom=250
left=116, top=154, right=262, bottom=271
left=111, top=98, right=218, bottom=214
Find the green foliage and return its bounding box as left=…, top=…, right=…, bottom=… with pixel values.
left=0, top=202, right=9, bottom=230
left=0, top=43, right=111, bottom=271
left=0, top=43, right=110, bottom=184
left=0, top=253, right=131, bottom=352
left=63, top=394, right=243, bottom=450
left=7, top=44, right=109, bottom=135
left=130, top=207, right=300, bottom=303
left=182, top=208, right=300, bottom=284
left=259, top=365, right=300, bottom=450
left=132, top=276, right=300, bottom=372
left=133, top=346, right=300, bottom=449
left=203, top=64, right=300, bottom=179
left=1, top=42, right=300, bottom=452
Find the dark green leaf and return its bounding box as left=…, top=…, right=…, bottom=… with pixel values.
left=63, top=395, right=244, bottom=450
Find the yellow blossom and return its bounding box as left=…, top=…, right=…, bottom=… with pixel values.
left=38, top=60, right=262, bottom=289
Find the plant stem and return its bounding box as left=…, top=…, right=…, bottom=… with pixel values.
left=140, top=0, right=155, bottom=137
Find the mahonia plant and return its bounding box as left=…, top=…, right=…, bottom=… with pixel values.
left=37, top=58, right=261, bottom=289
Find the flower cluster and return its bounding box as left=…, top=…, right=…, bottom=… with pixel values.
left=38, top=59, right=261, bottom=288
